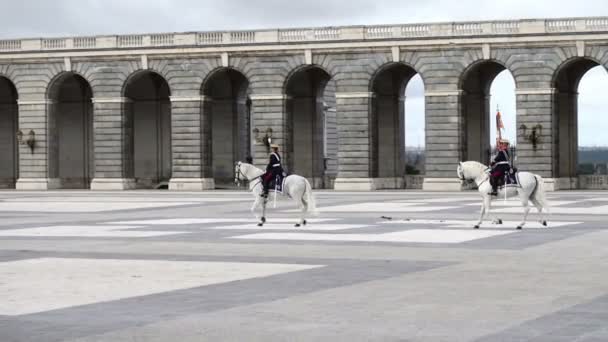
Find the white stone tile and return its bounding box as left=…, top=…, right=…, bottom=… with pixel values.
left=209, top=224, right=368, bottom=231
left=106, top=218, right=336, bottom=225
left=464, top=200, right=579, bottom=207
left=0, top=202, right=194, bottom=212
left=0, top=258, right=322, bottom=315
left=231, top=229, right=514, bottom=244
left=0, top=225, right=186, bottom=238
left=378, top=219, right=582, bottom=229
left=313, top=202, right=456, bottom=212
left=492, top=206, right=608, bottom=215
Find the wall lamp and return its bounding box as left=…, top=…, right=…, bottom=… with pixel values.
left=519, top=124, right=542, bottom=150
left=253, top=127, right=273, bottom=150
left=16, top=129, right=36, bottom=153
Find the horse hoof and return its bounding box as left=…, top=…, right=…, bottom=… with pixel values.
left=542, top=221, right=548, bottom=227
left=261, top=217, right=266, bottom=223
left=303, top=220, right=307, bottom=226
left=498, top=219, right=503, bottom=225
left=257, top=223, right=264, bottom=227
left=517, top=226, right=522, bottom=230
left=474, top=225, right=480, bottom=229
left=295, top=224, right=301, bottom=228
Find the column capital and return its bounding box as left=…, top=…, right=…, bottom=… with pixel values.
left=425, top=90, right=463, bottom=97
left=249, top=94, right=290, bottom=101
left=92, top=97, right=133, bottom=104
left=17, top=99, right=55, bottom=105
left=515, top=88, right=556, bottom=95
left=169, top=95, right=207, bottom=102
left=335, top=92, right=374, bottom=99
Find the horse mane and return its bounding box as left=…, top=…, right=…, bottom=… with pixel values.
left=462, top=161, right=489, bottom=180
left=240, top=162, right=264, bottom=178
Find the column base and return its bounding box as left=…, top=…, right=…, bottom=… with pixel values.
left=90, top=178, right=136, bottom=190
left=422, top=178, right=462, bottom=191
left=16, top=178, right=61, bottom=190
left=542, top=178, right=575, bottom=191
left=0, top=178, right=16, bottom=189
left=169, top=178, right=215, bottom=191
left=333, top=178, right=376, bottom=191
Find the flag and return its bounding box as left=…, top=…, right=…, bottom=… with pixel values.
left=496, top=109, right=504, bottom=139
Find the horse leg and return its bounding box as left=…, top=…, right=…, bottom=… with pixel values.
left=251, top=197, right=261, bottom=221
left=517, top=192, right=530, bottom=230
left=531, top=198, right=547, bottom=227
left=294, top=197, right=304, bottom=228
left=487, top=198, right=502, bottom=225
left=258, top=198, right=267, bottom=227
left=475, top=196, right=489, bottom=229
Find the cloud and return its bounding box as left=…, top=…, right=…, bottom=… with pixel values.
left=2, top=0, right=608, bottom=38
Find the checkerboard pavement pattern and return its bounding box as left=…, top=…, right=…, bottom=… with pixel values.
left=1, top=191, right=607, bottom=341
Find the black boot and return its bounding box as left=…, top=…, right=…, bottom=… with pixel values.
left=489, top=177, right=498, bottom=196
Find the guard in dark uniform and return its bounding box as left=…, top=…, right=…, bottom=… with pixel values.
left=261, top=144, right=283, bottom=197
left=489, top=138, right=511, bottom=196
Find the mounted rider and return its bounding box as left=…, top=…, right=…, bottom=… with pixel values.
left=489, top=138, right=511, bottom=196
left=261, top=144, right=284, bottom=198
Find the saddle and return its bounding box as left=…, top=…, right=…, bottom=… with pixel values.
left=267, top=173, right=288, bottom=193
left=497, top=168, right=520, bottom=187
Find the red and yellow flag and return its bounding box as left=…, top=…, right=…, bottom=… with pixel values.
left=496, top=109, right=505, bottom=146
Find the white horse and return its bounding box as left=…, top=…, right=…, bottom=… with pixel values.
left=456, top=161, right=549, bottom=229
left=234, top=162, right=318, bottom=227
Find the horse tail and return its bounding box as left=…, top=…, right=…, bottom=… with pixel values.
left=532, top=174, right=550, bottom=212
left=303, top=179, right=319, bottom=216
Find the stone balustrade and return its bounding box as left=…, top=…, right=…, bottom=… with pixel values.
left=1, top=17, right=607, bottom=53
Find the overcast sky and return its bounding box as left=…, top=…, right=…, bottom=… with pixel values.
left=2, top=0, right=607, bottom=147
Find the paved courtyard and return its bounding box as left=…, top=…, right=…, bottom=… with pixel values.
left=0, top=190, right=607, bottom=341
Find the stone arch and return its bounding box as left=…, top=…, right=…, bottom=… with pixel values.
left=368, top=62, right=422, bottom=188
left=123, top=70, right=172, bottom=188
left=201, top=67, right=251, bottom=187
left=283, top=65, right=334, bottom=188
left=46, top=72, right=94, bottom=188
left=551, top=57, right=607, bottom=187
left=458, top=59, right=516, bottom=164
left=0, top=76, right=18, bottom=188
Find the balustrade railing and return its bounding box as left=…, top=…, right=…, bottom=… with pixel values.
left=1, top=17, right=607, bottom=53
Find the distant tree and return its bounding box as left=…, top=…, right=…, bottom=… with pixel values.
left=578, top=163, right=595, bottom=175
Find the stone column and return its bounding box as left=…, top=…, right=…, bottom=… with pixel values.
left=422, top=91, right=464, bottom=191
left=515, top=88, right=560, bottom=190
left=168, top=96, right=214, bottom=190
left=15, top=99, right=60, bottom=190
left=333, top=92, right=375, bottom=190
left=90, top=97, right=136, bottom=190
left=250, top=94, right=287, bottom=170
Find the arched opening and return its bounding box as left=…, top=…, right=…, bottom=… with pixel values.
left=47, top=73, right=93, bottom=189
left=124, top=71, right=171, bottom=189
left=370, top=63, right=420, bottom=189
left=0, top=77, right=18, bottom=188
left=460, top=61, right=516, bottom=165
left=554, top=59, right=608, bottom=189
left=285, top=66, right=333, bottom=188
left=404, top=74, right=426, bottom=189
left=202, top=68, right=250, bottom=188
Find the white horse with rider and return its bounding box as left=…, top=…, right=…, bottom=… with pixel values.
left=234, top=161, right=318, bottom=227
left=457, top=161, right=549, bottom=229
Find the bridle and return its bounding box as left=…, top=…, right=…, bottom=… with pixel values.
left=234, top=162, right=244, bottom=187
left=234, top=162, right=262, bottom=188
left=458, top=163, right=489, bottom=187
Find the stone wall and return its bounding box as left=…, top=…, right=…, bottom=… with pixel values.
left=0, top=23, right=607, bottom=190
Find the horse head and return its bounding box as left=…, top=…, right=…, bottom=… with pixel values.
left=234, top=161, right=245, bottom=186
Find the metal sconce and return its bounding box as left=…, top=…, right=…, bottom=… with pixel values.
left=253, top=127, right=273, bottom=150
left=16, top=129, right=36, bottom=153
left=519, top=124, right=542, bottom=150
